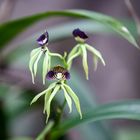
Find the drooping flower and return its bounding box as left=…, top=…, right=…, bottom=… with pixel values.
left=67, top=28, right=105, bottom=79
left=29, top=31, right=63, bottom=84
left=30, top=66, right=82, bottom=123
left=46, top=65, right=70, bottom=80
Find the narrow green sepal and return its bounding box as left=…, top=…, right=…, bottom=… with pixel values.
left=85, top=44, right=105, bottom=66
left=29, top=48, right=41, bottom=84
left=42, top=52, right=49, bottom=85
left=46, top=84, right=60, bottom=123
left=61, top=85, right=72, bottom=113
left=81, top=45, right=89, bottom=80
left=63, top=83, right=82, bottom=119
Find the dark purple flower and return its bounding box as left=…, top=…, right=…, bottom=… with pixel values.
left=46, top=70, right=55, bottom=79
left=73, top=28, right=88, bottom=42
left=46, top=66, right=70, bottom=80
left=37, top=31, right=49, bottom=46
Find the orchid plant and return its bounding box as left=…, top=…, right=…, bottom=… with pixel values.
left=29, top=28, right=105, bottom=123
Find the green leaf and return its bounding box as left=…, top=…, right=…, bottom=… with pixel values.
left=0, top=9, right=138, bottom=50
left=81, top=45, right=89, bottom=80
left=61, top=85, right=72, bottom=113
left=86, top=44, right=106, bottom=66
left=52, top=100, right=140, bottom=136
left=42, top=53, right=49, bottom=85
left=63, top=83, right=82, bottom=119
left=29, top=48, right=41, bottom=84
left=33, top=51, right=43, bottom=77
left=30, top=82, right=56, bottom=105
left=46, top=84, right=60, bottom=123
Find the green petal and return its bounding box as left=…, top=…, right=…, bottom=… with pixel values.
left=48, top=55, right=51, bottom=71
left=81, top=45, right=89, bottom=80
left=43, top=89, right=52, bottom=114
left=68, top=44, right=79, bottom=59
left=42, top=52, right=49, bottom=85
left=49, top=52, right=63, bottom=59
left=67, top=47, right=81, bottom=70
left=63, top=83, right=82, bottom=119
left=67, top=45, right=80, bottom=69
left=29, top=48, right=41, bottom=84
left=30, top=82, right=57, bottom=105
left=85, top=44, right=105, bottom=66
left=61, top=85, right=72, bottom=113
left=33, top=51, right=43, bottom=77
left=46, top=84, right=60, bottom=123
left=93, top=55, right=99, bottom=71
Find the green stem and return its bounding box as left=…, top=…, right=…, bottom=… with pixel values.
left=36, top=121, right=54, bottom=140
left=55, top=98, right=67, bottom=126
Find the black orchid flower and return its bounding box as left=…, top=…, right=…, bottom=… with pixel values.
left=37, top=31, right=49, bottom=46
left=47, top=65, right=70, bottom=80
left=73, top=28, right=88, bottom=43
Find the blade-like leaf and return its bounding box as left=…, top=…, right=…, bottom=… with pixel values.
left=0, top=10, right=138, bottom=50
left=86, top=44, right=105, bottom=66
left=61, top=85, right=72, bottom=113
left=63, top=83, right=82, bottom=119
left=42, top=53, right=49, bottom=85
left=33, top=51, right=43, bottom=77
left=52, top=100, right=140, bottom=137
left=30, top=82, right=56, bottom=105
left=29, top=49, right=41, bottom=84
left=81, top=45, right=89, bottom=80
left=46, top=84, right=60, bottom=123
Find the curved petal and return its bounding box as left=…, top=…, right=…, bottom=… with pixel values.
left=63, top=83, right=82, bottom=119
left=85, top=44, right=105, bottom=66
left=61, top=85, right=72, bottom=113
left=42, top=52, right=49, bottom=85
left=46, top=84, right=60, bottom=123
left=29, top=48, right=41, bottom=84
left=33, top=51, right=43, bottom=77
left=81, top=45, right=89, bottom=80
left=30, top=82, right=57, bottom=105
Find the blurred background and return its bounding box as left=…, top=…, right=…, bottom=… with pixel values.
left=0, top=0, right=140, bottom=140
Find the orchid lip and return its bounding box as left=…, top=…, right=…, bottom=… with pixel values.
left=73, top=28, right=88, bottom=40
left=46, top=66, right=70, bottom=80
left=37, top=31, right=49, bottom=46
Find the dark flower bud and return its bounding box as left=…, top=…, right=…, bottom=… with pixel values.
left=37, top=31, right=49, bottom=46
left=73, top=28, right=88, bottom=42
